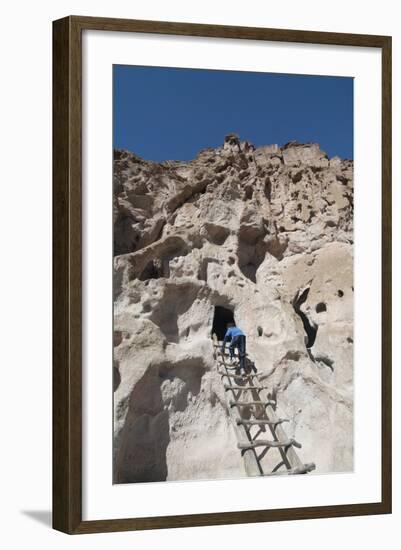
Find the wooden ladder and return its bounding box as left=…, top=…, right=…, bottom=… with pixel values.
left=213, top=337, right=315, bottom=477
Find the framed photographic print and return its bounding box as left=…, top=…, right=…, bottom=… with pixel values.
left=53, top=16, right=392, bottom=534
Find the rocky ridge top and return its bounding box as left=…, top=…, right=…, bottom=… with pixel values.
left=114, top=134, right=353, bottom=262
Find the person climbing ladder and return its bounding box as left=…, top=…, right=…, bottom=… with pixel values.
left=221, top=322, right=247, bottom=373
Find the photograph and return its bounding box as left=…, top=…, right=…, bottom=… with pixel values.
left=112, top=64, right=354, bottom=484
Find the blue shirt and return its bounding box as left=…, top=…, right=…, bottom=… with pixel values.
left=224, top=327, right=244, bottom=339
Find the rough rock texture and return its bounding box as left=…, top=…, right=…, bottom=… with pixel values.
left=113, top=135, right=354, bottom=483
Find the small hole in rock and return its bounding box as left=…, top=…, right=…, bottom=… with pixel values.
left=316, top=302, right=327, bottom=313
left=337, top=290, right=344, bottom=297
left=257, top=326, right=263, bottom=337
left=245, top=186, right=253, bottom=200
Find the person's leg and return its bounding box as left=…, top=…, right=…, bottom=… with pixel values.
left=229, top=337, right=236, bottom=361
left=231, top=336, right=241, bottom=362
left=239, top=336, right=246, bottom=372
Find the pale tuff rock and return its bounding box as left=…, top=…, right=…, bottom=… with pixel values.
left=113, top=136, right=353, bottom=483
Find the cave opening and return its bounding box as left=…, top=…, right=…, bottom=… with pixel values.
left=212, top=306, right=235, bottom=341
left=293, top=288, right=317, bottom=349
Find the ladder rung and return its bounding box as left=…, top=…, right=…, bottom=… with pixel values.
left=219, top=351, right=248, bottom=358
left=229, top=400, right=275, bottom=407
left=214, top=344, right=246, bottom=352
left=266, top=463, right=316, bottom=476
left=224, top=384, right=268, bottom=391
left=217, top=360, right=255, bottom=369
left=219, top=372, right=260, bottom=379
left=236, top=418, right=289, bottom=426
left=219, top=361, right=255, bottom=376
left=238, top=438, right=301, bottom=450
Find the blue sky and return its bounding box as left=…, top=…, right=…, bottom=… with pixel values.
left=113, top=65, right=353, bottom=162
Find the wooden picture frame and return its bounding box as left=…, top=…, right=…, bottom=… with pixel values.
left=53, top=15, right=392, bottom=534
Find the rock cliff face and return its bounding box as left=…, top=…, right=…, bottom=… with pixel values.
left=113, top=135, right=354, bottom=483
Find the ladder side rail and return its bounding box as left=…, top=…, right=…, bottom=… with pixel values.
left=249, top=366, right=305, bottom=471
left=213, top=337, right=313, bottom=474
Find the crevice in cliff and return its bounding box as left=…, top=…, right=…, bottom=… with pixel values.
left=293, top=287, right=317, bottom=349
left=264, top=177, right=272, bottom=201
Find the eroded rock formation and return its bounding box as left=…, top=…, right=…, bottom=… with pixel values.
left=113, top=135, right=354, bottom=483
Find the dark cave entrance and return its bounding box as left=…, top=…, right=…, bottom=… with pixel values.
left=212, top=306, right=235, bottom=341
left=293, top=288, right=317, bottom=349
